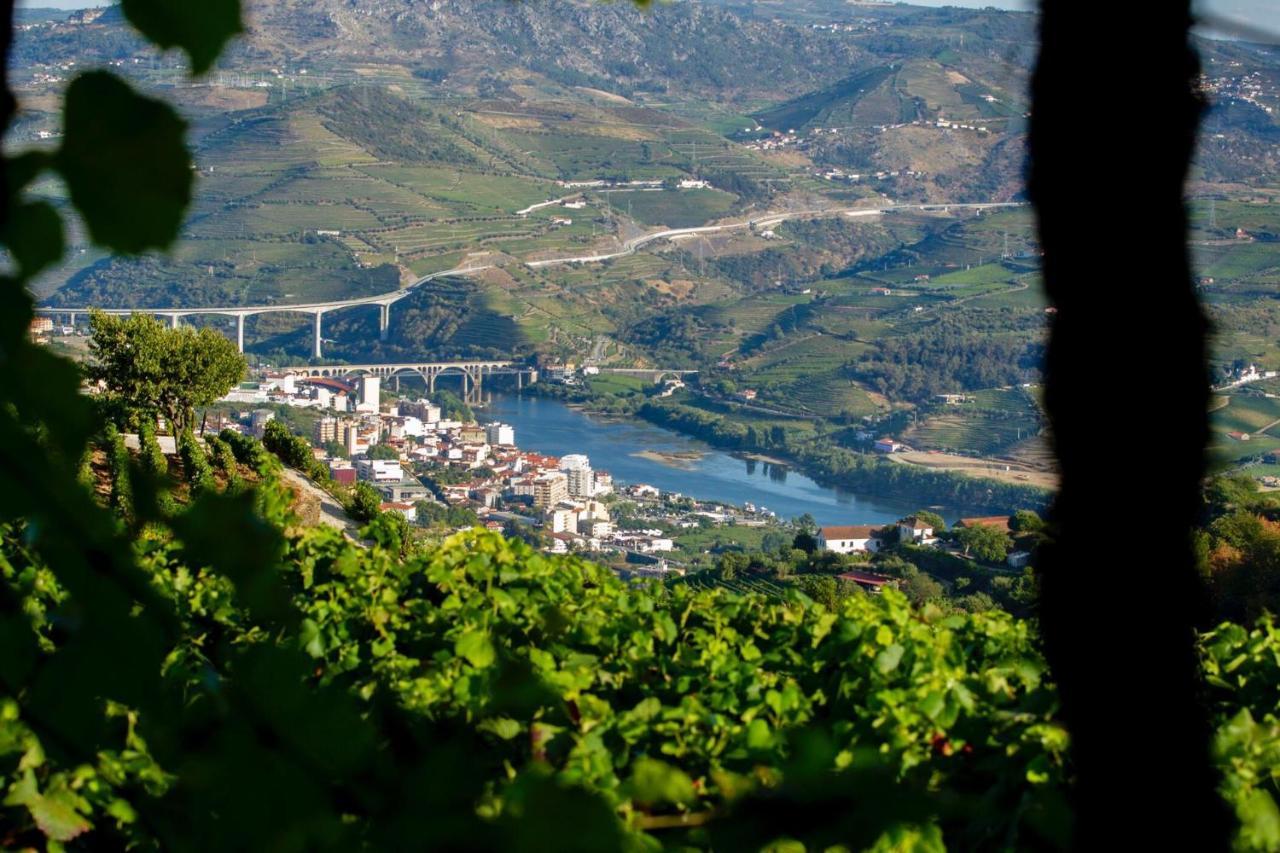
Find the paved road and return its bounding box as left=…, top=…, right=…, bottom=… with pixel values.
left=40, top=263, right=494, bottom=319
left=526, top=201, right=1024, bottom=269
left=45, top=200, right=1023, bottom=317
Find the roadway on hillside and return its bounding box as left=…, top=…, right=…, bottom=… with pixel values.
left=42, top=201, right=1024, bottom=317
left=526, top=201, right=1023, bottom=269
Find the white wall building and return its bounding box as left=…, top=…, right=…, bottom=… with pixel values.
left=559, top=454, right=594, bottom=499
left=485, top=423, right=516, bottom=446
left=356, top=458, right=403, bottom=483
left=356, top=376, right=380, bottom=413
left=817, top=525, right=883, bottom=554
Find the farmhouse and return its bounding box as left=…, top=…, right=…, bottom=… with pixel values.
left=818, top=525, right=884, bottom=554
left=874, top=437, right=901, bottom=454
left=898, top=516, right=935, bottom=544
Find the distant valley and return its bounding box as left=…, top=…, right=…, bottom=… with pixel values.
left=11, top=0, right=1280, bottom=473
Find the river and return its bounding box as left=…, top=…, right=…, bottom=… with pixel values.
left=482, top=394, right=984, bottom=527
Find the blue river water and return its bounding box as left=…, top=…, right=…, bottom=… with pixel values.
left=482, top=394, right=982, bottom=527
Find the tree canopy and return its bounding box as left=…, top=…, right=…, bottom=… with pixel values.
left=956, top=523, right=1011, bottom=563
left=88, top=311, right=244, bottom=433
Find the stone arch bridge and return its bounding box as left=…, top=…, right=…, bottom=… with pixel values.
left=296, top=361, right=536, bottom=405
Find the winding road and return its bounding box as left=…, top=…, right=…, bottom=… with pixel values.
left=38, top=200, right=1025, bottom=334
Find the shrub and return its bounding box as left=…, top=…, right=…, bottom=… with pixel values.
left=178, top=430, right=214, bottom=494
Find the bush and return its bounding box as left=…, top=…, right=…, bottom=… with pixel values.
left=205, top=434, right=241, bottom=491
left=104, top=424, right=132, bottom=522
left=262, top=420, right=316, bottom=470
left=347, top=481, right=383, bottom=523
left=139, top=421, right=168, bottom=480
left=178, top=430, right=215, bottom=494
left=221, top=428, right=278, bottom=476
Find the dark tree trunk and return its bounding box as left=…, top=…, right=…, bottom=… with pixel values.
left=1029, top=2, right=1234, bottom=848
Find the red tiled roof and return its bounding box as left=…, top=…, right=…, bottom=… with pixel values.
left=820, top=525, right=881, bottom=540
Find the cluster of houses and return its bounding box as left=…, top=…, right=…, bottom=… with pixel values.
left=220, top=370, right=734, bottom=555
left=818, top=514, right=1033, bottom=592
left=1200, top=65, right=1276, bottom=116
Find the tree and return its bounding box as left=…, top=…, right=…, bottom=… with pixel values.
left=1010, top=510, right=1045, bottom=534
left=956, top=523, right=1011, bottom=564
left=367, top=443, right=400, bottom=461
left=900, top=569, right=944, bottom=606
left=88, top=312, right=245, bottom=434
left=433, top=389, right=473, bottom=423
left=717, top=550, right=750, bottom=580
left=912, top=510, right=946, bottom=531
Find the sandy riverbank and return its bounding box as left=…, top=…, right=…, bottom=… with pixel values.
left=890, top=450, right=1060, bottom=491
left=632, top=449, right=704, bottom=469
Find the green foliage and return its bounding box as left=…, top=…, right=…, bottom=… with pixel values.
left=433, top=389, right=474, bottom=423
left=138, top=421, right=168, bottom=480
left=367, top=443, right=400, bottom=461
left=913, top=510, right=947, bottom=531
left=178, top=430, right=215, bottom=494
left=221, top=428, right=278, bottom=476
left=854, top=316, right=1043, bottom=404
left=414, top=499, right=480, bottom=529
left=104, top=424, right=132, bottom=522
left=88, top=312, right=245, bottom=433
left=1011, top=509, right=1045, bottom=533
left=0, top=3, right=1274, bottom=849
left=348, top=481, right=383, bottom=524
left=956, top=523, right=1011, bottom=563
left=205, top=433, right=241, bottom=491
left=261, top=419, right=315, bottom=470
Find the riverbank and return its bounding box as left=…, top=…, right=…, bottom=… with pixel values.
left=485, top=394, right=975, bottom=525
left=633, top=400, right=1052, bottom=514
left=513, top=382, right=1052, bottom=515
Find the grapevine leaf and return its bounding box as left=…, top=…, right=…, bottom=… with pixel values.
left=456, top=629, right=495, bottom=669
left=299, top=619, right=325, bottom=659
left=628, top=757, right=696, bottom=807
left=120, top=0, right=243, bottom=75
left=1, top=201, right=63, bottom=279
left=875, top=643, right=904, bottom=674
left=55, top=72, right=192, bottom=254
left=3, top=771, right=91, bottom=842
left=746, top=718, right=773, bottom=750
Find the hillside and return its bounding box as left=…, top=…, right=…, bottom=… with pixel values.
left=13, top=0, right=1280, bottom=470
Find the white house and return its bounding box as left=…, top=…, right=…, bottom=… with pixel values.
left=898, top=517, right=935, bottom=544
left=818, top=525, right=884, bottom=554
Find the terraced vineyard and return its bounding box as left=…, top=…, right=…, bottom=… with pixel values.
left=680, top=572, right=791, bottom=597
left=903, top=386, right=1043, bottom=456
